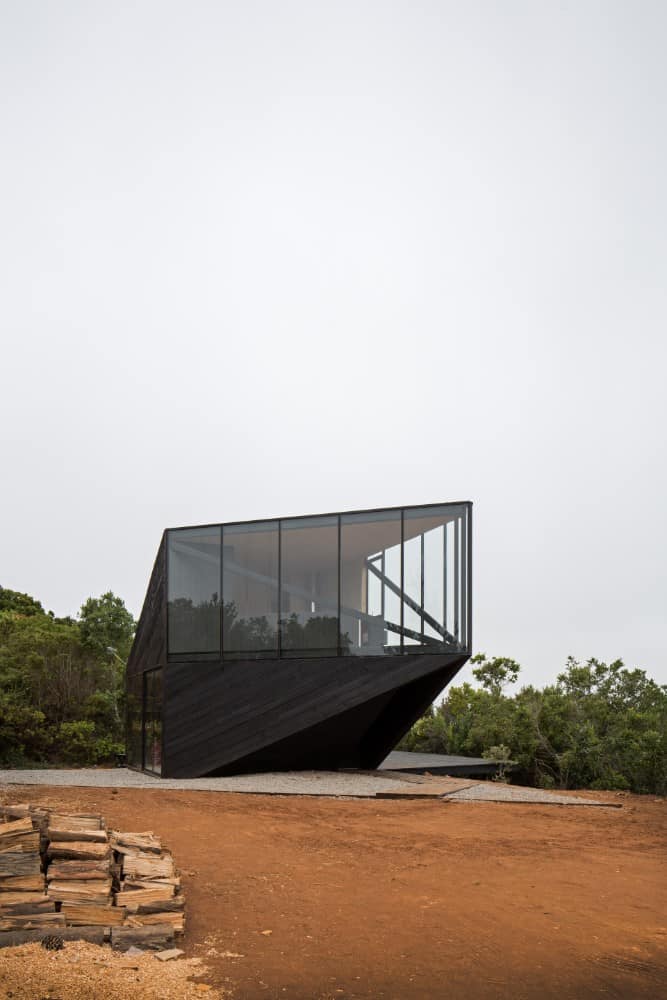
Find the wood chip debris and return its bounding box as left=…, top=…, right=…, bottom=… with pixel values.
left=0, top=940, right=226, bottom=999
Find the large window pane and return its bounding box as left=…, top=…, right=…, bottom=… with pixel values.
left=280, top=516, right=338, bottom=656
left=223, top=521, right=279, bottom=656
left=403, top=505, right=467, bottom=651
left=167, top=527, right=221, bottom=654
left=340, top=510, right=402, bottom=655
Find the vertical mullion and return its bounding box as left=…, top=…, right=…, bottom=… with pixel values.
left=380, top=551, right=385, bottom=620
left=420, top=531, right=425, bottom=640
left=219, top=525, right=224, bottom=660
left=454, top=515, right=460, bottom=644
left=337, top=515, right=342, bottom=656
left=277, top=521, right=282, bottom=658
left=400, top=509, right=404, bottom=653
left=467, top=504, right=473, bottom=651
left=443, top=523, right=448, bottom=636
left=460, top=509, right=467, bottom=648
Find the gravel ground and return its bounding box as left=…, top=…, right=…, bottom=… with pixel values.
left=444, top=782, right=614, bottom=806
left=0, top=767, right=415, bottom=797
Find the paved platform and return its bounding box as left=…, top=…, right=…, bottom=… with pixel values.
left=381, top=750, right=499, bottom=776
left=0, top=768, right=617, bottom=806
left=0, top=768, right=412, bottom=797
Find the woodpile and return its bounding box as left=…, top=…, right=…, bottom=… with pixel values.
left=0, top=805, right=56, bottom=934
left=0, top=804, right=185, bottom=951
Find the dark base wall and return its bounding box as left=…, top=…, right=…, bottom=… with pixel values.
left=162, top=650, right=469, bottom=778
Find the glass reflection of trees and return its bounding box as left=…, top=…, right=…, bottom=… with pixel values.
left=166, top=504, right=470, bottom=658
left=222, top=602, right=349, bottom=657
left=168, top=595, right=221, bottom=653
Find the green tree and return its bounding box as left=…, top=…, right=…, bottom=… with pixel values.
left=78, top=592, right=136, bottom=660
left=398, top=655, right=667, bottom=795
left=0, top=586, right=44, bottom=617
left=471, top=653, right=521, bottom=696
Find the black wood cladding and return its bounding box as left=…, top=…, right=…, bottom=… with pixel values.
left=162, top=650, right=469, bottom=778
left=126, top=534, right=166, bottom=678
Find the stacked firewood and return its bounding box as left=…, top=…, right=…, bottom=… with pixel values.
left=111, top=829, right=185, bottom=944
left=0, top=805, right=57, bottom=934
left=0, top=805, right=184, bottom=951
left=46, top=812, right=117, bottom=927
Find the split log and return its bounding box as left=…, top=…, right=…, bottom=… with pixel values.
left=0, top=818, right=40, bottom=853
left=0, top=854, right=41, bottom=877
left=122, top=854, right=175, bottom=880
left=47, top=841, right=110, bottom=862
left=0, top=913, right=66, bottom=931
left=48, top=880, right=112, bottom=906
left=0, top=875, right=45, bottom=892
left=134, top=897, right=185, bottom=914
left=61, top=904, right=127, bottom=927
left=110, top=923, right=175, bottom=951
left=48, top=814, right=104, bottom=831
left=47, top=828, right=108, bottom=844
left=0, top=834, right=40, bottom=854
left=46, top=860, right=111, bottom=881
left=0, top=817, right=32, bottom=837
left=0, top=806, right=31, bottom=820
left=0, top=926, right=105, bottom=948
left=118, top=886, right=175, bottom=910
left=0, top=900, right=54, bottom=917
left=0, top=892, right=48, bottom=906
left=109, top=832, right=161, bottom=854
left=124, top=876, right=181, bottom=890
left=125, top=912, right=184, bottom=932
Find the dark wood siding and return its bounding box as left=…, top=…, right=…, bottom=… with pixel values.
left=126, top=534, right=167, bottom=678
left=163, top=650, right=468, bottom=778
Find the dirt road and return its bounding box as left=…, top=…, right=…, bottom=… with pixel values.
left=1, top=784, right=665, bottom=999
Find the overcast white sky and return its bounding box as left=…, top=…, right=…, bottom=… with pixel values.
left=1, top=1, right=665, bottom=688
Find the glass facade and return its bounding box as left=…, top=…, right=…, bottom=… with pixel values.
left=166, top=502, right=471, bottom=659
left=340, top=509, right=402, bottom=655
left=223, top=521, right=279, bottom=656
left=167, top=527, right=221, bottom=654
left=281, top=516, right=339, bottom=657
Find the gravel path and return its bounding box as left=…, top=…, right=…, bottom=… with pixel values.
left=0, top=769, right=619, bottom=805
left=0, top=767, right=415, bottom=798
left=444, top=782, right=616, bottom=806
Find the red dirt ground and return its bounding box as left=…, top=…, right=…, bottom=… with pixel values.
left=2, top=784, right=665, bottom=999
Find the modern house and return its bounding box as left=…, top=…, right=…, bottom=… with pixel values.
left=126, top=501, right=472, bottom=778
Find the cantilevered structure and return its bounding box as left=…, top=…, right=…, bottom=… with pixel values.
left=126, top=501, right=472, bottom=778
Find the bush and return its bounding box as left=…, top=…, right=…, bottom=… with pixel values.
left=57, top=720, right=97, bottom=765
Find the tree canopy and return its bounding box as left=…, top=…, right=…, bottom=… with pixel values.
left=0, top=586, right=135, bottom=766
left=399, top=655, right=666, bottom=794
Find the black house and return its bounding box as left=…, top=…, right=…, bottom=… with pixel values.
left=126, top=501, right=472, bottom=777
